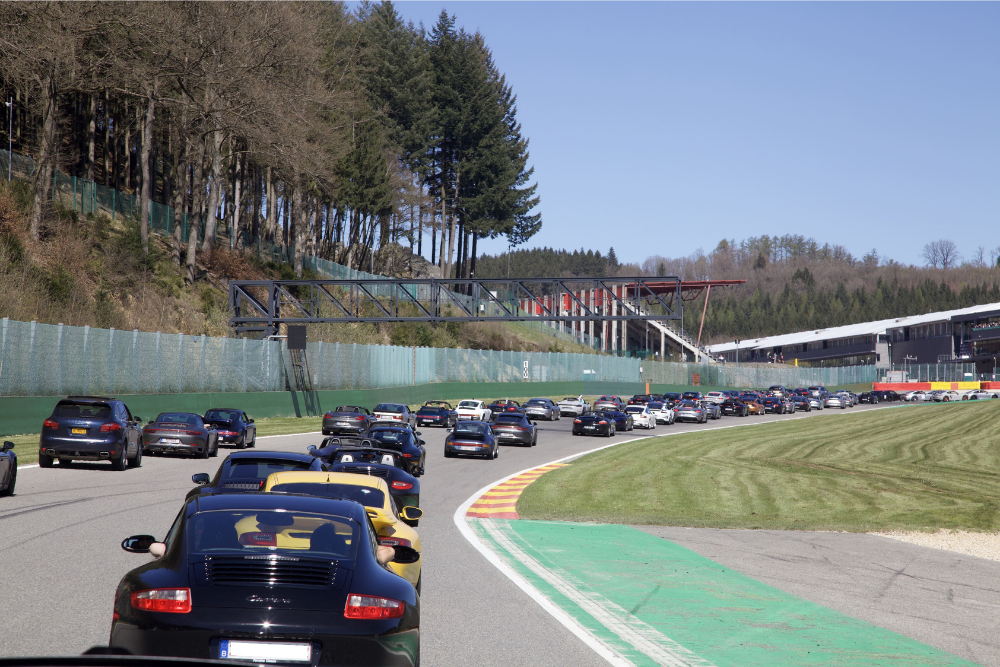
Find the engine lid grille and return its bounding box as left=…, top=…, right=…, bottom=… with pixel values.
left=201, top=555, right=341, bottom=587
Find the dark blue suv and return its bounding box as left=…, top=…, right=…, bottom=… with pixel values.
left=39, top=396, right=143, bottom=470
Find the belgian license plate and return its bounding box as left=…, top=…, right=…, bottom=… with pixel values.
left=336, top=421, right=350, bottom=427
left=584, top=425, right=595, bottom=430
left=458, top=446, right=478, bottom=451
left=500, top=433, right=515, bottom=438
left=71, top=428, right=87, bottom=435
left=159, top=438, right=181, bottom=444
left=219, top=640, right=311, bottom=663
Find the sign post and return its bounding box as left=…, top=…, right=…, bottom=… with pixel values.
left=523, top=360, right=529, bottom=381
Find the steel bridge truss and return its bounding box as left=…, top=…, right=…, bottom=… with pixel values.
left=229, top=277, right=683, bottom=338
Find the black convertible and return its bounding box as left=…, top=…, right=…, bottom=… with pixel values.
left=307, top=444, right=421, bottom=525
left=112, top=493, right=420, bottom=666
left=572, top=411, right=618, bottom=437
left=203, top=408, right=256, bottom=449
left=415, top=401, right=457, bottom=428
left=366, top=427, right=426, bottom=477
left=322, top=406, right=373, bottom=436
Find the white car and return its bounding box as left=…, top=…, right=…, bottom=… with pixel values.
left=650, top=402, right=675, bottom=425
left=704, top=391, right=727, bottom=405
left=902, top=390, right=929, bottom=402
left=933, top=390, right=961, bottom=402
left=557, top=396, right=589, bottom=416
left=625, top=405, right=656, bottom=429
left=964, top=390, right=999, bottom=400
left=455, top=399, right=492, bottom=421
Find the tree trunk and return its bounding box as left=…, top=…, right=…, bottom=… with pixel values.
left=444, top=173, right=459, bottom=280
left=170, top=104, right=187, bottom=267
left=30, top=71, right=56, bottom=241
left=438, top=187, right=447, bottom=271
left=86, top=93, right=96, bottom=181
left=470, top=232, right=478, bottom=278
left=103, top=91, right=111, bottom=186
left=251, top=163, right=260, bottom=242
left=232, top=145, right=242, bottom=250
left=201, top=118, right=223, bottom=252
left=292, top=183, right=305, bottom=277
left=139, top=84, right=157, bottom=255
left=265, top=167, right=276, bottom=241
left=186, top=134, right=206, bottom=284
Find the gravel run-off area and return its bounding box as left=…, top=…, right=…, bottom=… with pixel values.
left=873, top=530, right=1000, bottom=562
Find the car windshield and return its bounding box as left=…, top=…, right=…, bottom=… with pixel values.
left=678, top=401, right=698, bottom=408
left=648, top=402, right=664, bottom=409
left=224, top=459, right=312, bottom=483
left=334, top=406, right=365, bottom=413
left=187, top=510, right=358, bottom=560
left=374, top=404, right=404, bottom=412
left=625, top=407, right=644, bottom=413
left=561, top=398, right=578, bottom=402
left=369, top=430, right=412, bottom=446
left=205, top=409, right=240, bottom=421
left=157, top=413, right=202, bottom=425
left=454, top=423, right=490, bottom=435
left=458, top=401, right=480, bottom=408
left=526, top=399, right=547, bottom=405
left=54, top=402, right=112, bottom=419
left=270, top=482, right=386, bottom=509
left=496, top=415, right=524, bottom=424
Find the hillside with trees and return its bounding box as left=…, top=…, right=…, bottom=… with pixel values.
left=476, top=235, right=1000, bottom=343
left=0, top=1, right=540, bottom=285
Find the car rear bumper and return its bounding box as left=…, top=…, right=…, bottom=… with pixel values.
left=493, top=431, right=532, bottom=445
left=39, top=435, right=122, bottom=459
left=445, top=442, right=491, bottom=455
left=142, top=436, right=206, bottom=453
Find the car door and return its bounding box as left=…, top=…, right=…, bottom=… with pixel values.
left=0, top=448, right=10, bottom=489
left=119, top=404, right=136, bottom=457
left=242, top=412, right=255, bottom=442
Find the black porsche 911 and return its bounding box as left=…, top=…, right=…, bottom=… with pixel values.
left=112, top=493, right=420, bottom=666
left=0, top=440, right=16, bottom=497
left=572, top=411, right=617, bottom=437
left=306, top=443, right=421, bottom=524
left=490, top=413, right=538, bottom=446
left=142, top=413, right=219, bottom=459
left=204, top=408, right=256, bottom=449
left=186, top=451, right=327, bottom=501
left=322, top=406, right=373, bottom=436
left=367, top=427, right=426, bottom=477
left=415, top=401, right=457, bottom=428
left=444, top=421, right=499, bottom=459
left=720, top=399, right=749, bottom=417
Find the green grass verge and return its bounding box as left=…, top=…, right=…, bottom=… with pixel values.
left=518, top=401, right=1000, bottom=532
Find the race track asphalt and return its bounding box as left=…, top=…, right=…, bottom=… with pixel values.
left=2, top=401, right=975, bottom=666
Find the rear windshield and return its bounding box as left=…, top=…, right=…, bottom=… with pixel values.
left=454, top=423, right=490, bottom=435
left=205, top=409, right=240, bottom=421
left=157, top=413, right=203, bottom=425
left=625, top=407, right=644, bottom=413
left=54, top=402, right=112, bottom=419
left=458, top=401, right=479, bottom=408
left=496, top=415, right=524, bottom=424
left=335, top=406, right=366, bottom=413
left=187, top=510, right=358, bottom=560
left=648, top=402, right=664, bottom=409
left=270, top=483, right=386, bottom=509
left=224, top=459, right=312, bottom=482
left=369, top=430, right=412, bottom=446
left=663, top=393, right=682, bottom=399
left=374, top=404, right=404, bottom=412
left=526, top=399, right=547, bottom=405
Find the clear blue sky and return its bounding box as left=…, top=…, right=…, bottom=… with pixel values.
left=389, top=2, right=1000, bottom=268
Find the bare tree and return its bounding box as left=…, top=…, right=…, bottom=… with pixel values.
left=923, top=239, right=960, bottom=269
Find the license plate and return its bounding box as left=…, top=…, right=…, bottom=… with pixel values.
left=584, top=426, right=595, bottom=430
left=458, top=446, right=479, bottom=451
left=219, top=640, right=311, bottom=663
left=336, top=421, right=350, bottom=427
left=71, top=428, right=87, bottom=435
left=500, top=433, right=515, bottom=438
left=159, top=438, right=181, bottom=444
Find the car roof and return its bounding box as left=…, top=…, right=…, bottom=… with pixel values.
left=225, top=450, right=318, bottom=463
left=192, top=491, right=366, bottom=519
left=265, top=470, right=389, bottom=492
left=206, top=407, right=243, bottom=412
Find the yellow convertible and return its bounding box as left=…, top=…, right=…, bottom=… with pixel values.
left=263, top=471, right=423, bottom=591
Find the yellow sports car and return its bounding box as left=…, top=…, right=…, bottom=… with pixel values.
left=263, top=471, right=423, bottom=591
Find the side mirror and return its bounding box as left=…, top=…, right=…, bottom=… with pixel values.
left=121, top=535, right=157, bottom=553
left=399, top=506, right=424, bottom=521
left=307, top=444, right=317, bottom=453
left=132, top=417, right=141, bottom=424
left=446, top=428, right=453, bottom=432
left=415, top=431, right=422, bottom=436
left=418, top=439, right=426, bottom=446
left=391, top=545, right=421, bottom=564
left=532, top=422, right=538, bottom=426
left=376, top=545, right=395, bottom=565
left=192, top=473, right=210, bottom=485
left=2, top=441, right=13, bottom=451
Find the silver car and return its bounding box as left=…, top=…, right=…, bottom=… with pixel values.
left=557, top=396, right=589, bottom=417
left=823, top=394, right=846, bottom=409
left=675, top=401, right=708, bottom=424
left=523, top=398, right=560, bottom=421
left=699, top=401, right=722, bottom=420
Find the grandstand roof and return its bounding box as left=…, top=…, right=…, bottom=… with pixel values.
left=706, top=302, right=1000, bottom=353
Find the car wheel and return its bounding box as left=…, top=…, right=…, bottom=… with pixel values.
left=39, top=453, right=53, bottom=468
left=532, top=433, right=537, bottom=446
left=444, top=450, right=455, bottom=458
left=248, top=430, right=256, bottom=448
left=944, top=396, right=951, bottom=402
left=0, top=468, right=15, bottom=496
left=210, top=438, right=219, bottom=457
left=199, top=443, right=211, bottom=459
left=130, top=445, right=143, bottom=468
left=111, top=447, right=127, bottom=471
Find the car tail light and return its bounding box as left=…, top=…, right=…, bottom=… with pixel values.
left=354, top=416, right=366, bottom=421
left=574, top=419, right=582, bottom=424
left=130, top=588, right=191, bottom=613
left=43, top=419, right=59, bottom=430
left=345, top=594, right=405, bottom=619
left=100, top=423, right=122, bottom=432
left=391, top=481, right=413, bottom=490
left=598, top=420, right=607, bottom=425
left=513, top=426, right=528, bottom=431
left=379, top=537, right=412, bottom=548
left=143, top=428, right=157, bottom=434
left=218, top=430, right=238, bottom=436
left=325, top=412, right=335, bottom=418
left=401, top=453, right=414, bottom=458
left=185, top=431, right=203, bottom=436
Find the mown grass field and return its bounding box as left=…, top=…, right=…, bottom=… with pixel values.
left=518, top=401, right=1000, bottom=532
